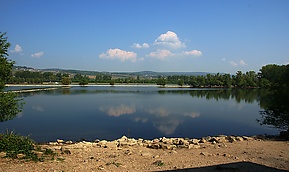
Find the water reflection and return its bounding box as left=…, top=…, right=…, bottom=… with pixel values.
left=259, top=89, right=289, bottom=135
left=0, top=87, right=281, bottom=142
left=99, top=104, right=136, bottom=117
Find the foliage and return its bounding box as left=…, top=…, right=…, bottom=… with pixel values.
left=78, top=75, right=89, bottom=86
left=61, top=76, right=71, bottom=85
left=0, top=32, right=13, bottom=90
left=0, top=32, right=24, bottom=122
left=258, top=64, right=289, bottom=139
left=156, top=77, right=166, bottom=86
left=0, top=92, right=24, bottom=122
left=0, top=131, right=57, bottom=161
left=0, top=131, right=38, bottom=161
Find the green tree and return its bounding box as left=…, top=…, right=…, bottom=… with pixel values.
left=61, top=76, right=71, bottom=85
left=79, top=75, right=89, bottom=86
left=0, top=33, right=13, bottom=90
left=0, top=32, right=24, bottom=122
left=177, top=79, right=184, bottom=86
left=156, top=77, right=166, bottom=86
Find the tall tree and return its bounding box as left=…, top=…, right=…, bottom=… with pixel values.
left=0, top=32, right=24, bottom=122
left=0, top=32, right=13, bottom=90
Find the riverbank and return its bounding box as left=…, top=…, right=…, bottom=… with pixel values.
left=0, top=135, right=288, bottom=171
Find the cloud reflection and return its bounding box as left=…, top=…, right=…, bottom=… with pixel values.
left=32, top=105, right=44, bottom=112
left=148, top=107, right=169, bottom=117
left=154, top=119, right=183, bottom=135
left=99, top=104, right=136, bottom=117
left=147, top=107, right=200, bottom=135
left=134, top=117, right=148, bottom=123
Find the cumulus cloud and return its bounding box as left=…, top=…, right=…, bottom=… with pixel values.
left=99, top=48, right=137, bottom=62
left=229, top=60, right=247, bottom=67
left=154, top=31, right=185, bottom=48
left=183, top=50, right=202, bottom=56
left=239, top=60, right=247, bottom=66
left=148, top=49, right=173, bottom=59
left=131, top=43, right=149, bottom=49
left=11, top=44, right=23, bottom=53
left=31, top=51, right=44, bottom=58
left=229, top=61, right=238, bottom=66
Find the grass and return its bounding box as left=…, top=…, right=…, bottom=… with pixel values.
left=0, top=130, right=57, bottom=162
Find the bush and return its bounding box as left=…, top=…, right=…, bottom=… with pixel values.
left=0, top=131, right=38, bottom=161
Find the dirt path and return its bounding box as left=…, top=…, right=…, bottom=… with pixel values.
left=0, top=137, right=288, bottom=172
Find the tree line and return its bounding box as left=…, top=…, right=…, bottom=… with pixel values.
left=7, top=64, right=288, bottom=88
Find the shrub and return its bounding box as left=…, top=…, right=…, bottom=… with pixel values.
left=0, top=131, right=38, bottom=161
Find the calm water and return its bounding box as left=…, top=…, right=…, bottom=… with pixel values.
left=1, top=86, right=278, bottom=142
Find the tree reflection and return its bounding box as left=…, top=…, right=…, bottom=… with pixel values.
left=259, top=89, right=289, bottom=138
left=0, top=92, right=24, bottom=122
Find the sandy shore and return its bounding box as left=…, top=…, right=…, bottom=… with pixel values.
left=0, top=136, right=288, bottom=172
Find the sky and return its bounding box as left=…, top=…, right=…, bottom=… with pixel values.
left=2, top=0, right=289, bottom=74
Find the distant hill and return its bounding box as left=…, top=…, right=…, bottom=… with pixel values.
left=132, top=71, right=210, bottom=76
left=14, top=66, right=212, bottom=76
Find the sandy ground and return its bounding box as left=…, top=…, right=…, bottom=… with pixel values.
left=0, top=137, right=289, bottom=172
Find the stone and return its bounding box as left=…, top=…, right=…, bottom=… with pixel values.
left=119, top=136, right=128, bottom=142
left=190, top=139, right=200, bottom=145
left=153, top=155, right=160, bottom=158
left=140, top=152, right=152, bottom=157
left=153, top=160, right=164, bottom=166
left=17, top=154, right=26, bottom=159
left=163, top=144, right=176, bottom=150
left=65, top=140, right=73, bottom=144
left=209, top=137, right=219, bottom=143
left=57, top=139, right=64, bottom=143
left=106, top=141, right=118, bottom=148
left=242, top=136, right=253, bottom=141
left=236, top=136, right=244, bottom=141
left=98, top=140, right=108, bottom=147
left=0, top=152, right=6, bottom=157
left=199, top=138, right=207, bottom=143
left=226, top=136, right=236, bottom=143
left=147, top=143, right=161, bottom=149
left=200, top=152, right=211, bottom=156
left=188, top=144, right=201, bottom=149
left=49, top=142, right=58, bottom=145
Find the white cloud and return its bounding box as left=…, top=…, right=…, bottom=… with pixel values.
left=183, top=50, right=202, bottom=56
left=154, top=31, right=185, bottom=48
left=239, top=60, right=247, bottom=66
left=31, top=51, right=44, bottom=58
left=229, top=60, right=247, bottom=67
left=131, top=43, right=149, bottom=49
left=148, top=49, right=173, bottom=59
left=229, top=61, right=238, bottom=66
left=99, top=48, right=137, bottom=62
left=11, top=44, right=23, bottom=53
left=222, top=58, right=226, bottom=61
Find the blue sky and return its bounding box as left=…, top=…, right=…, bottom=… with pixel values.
left=2, top=0, right=289, bottom=73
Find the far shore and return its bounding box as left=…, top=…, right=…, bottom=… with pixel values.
left=5, top=83, right=233, bottom=88
left=5, top=83, right=194, bottom=88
